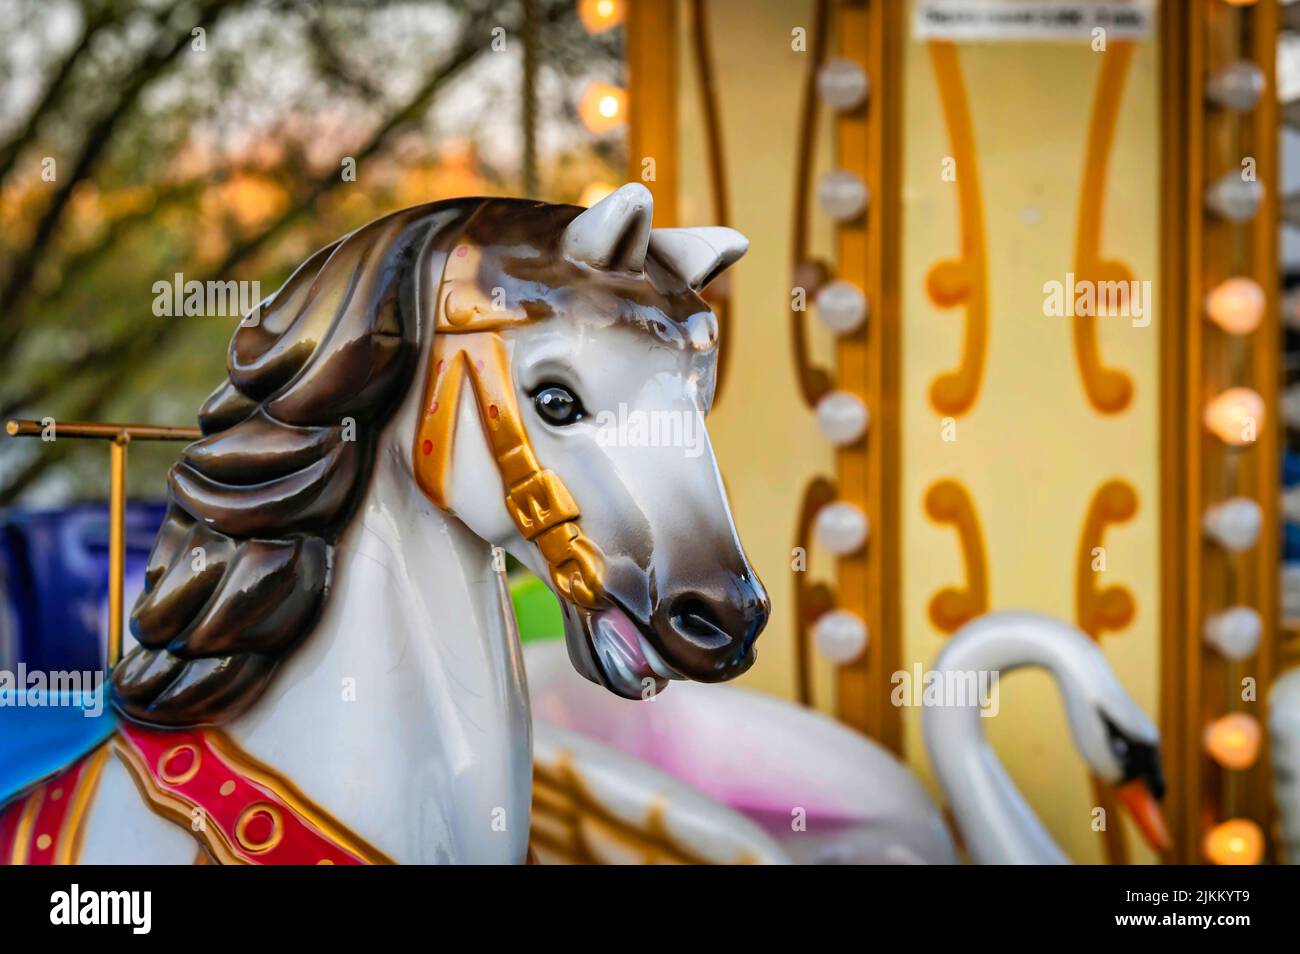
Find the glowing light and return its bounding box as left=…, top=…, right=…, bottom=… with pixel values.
left=1204, top=819, right=1264, bottom=866
left=1204, top=387, right=1264, bottom=446
left=815, top=391, right=869, bottom=445
left=814, top=610, right=868, bottom=664
left=817, top=59, right=869, bottom=112
left=814, top=280, right=868, bottom=334
left=815, top=501, right=869, bottom=555
left=1204, top=713, right=1261, bottom=770
left=578, top=182, right=617, bottom=208
left=1203, top=606, right=1262, bottom=660
left=1202, top=498, right=1262, bottom=552
left=817, top=170, right=869, bottom=222
left=578, top=82, right=627, bottom=135
left=579, top=0, right=624, bottom=34
left=1205, top=277, right=1264, bottom=335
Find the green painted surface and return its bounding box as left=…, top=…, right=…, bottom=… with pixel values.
left=509, top=571, right=563, bottom=643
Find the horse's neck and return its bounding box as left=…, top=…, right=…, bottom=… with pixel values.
left=226, top=443, right=533, bottom=864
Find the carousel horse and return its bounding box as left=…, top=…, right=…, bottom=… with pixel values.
left=0, top=183, right=771, bottom=864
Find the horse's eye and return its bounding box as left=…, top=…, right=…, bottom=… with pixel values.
left=532, top=384, right=585, bottom=426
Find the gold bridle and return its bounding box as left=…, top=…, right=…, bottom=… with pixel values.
left=412, top=239, right=605, bottom=609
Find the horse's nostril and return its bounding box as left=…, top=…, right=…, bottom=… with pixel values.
left=668, top=597, right=732, bottom=651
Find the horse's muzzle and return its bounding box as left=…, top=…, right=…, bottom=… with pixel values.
left=651, top=570, right=770, bottom=682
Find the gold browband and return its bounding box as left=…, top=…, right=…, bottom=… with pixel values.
left=413, top=241, right=605, bottom=608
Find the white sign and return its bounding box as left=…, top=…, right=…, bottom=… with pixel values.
left=915, top=0, right=1153, bottom=42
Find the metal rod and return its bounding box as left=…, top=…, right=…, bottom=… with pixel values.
left=5, top=419, right=200, bottom=441
left=4, top=418, right=197, bottom=672
left=108, top=436, right=127, bottom=669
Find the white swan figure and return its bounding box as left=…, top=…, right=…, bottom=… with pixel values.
left=923, top=611, right=1169, bottom=864
left=527, top=610, right=1169, bottom=864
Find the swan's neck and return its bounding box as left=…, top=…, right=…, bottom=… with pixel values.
left=226, top=440, right=532, bottom=864
left=922, top=634, right=1070, bottom=865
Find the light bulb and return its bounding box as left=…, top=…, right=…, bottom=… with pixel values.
left=578, top=82, right=627, bottom=135
left=578, top=0, right=624, bottom=33
left=815, top=391, right=869, bottom=445
left=1203, top=607, right=1262, bottom=660
left=1204, top=819, right=1264, bottom=865
left=817, top=170, right=869, bottom=222
left=1204, top=387, right=1264, bottom=446
left=1203, top=498, right=1262, bottom=552
left=814, top=281, right=868, bottom=334
left=815, top=501, right=869, bottom=555
left=813, top=610, right=868, bottom=664
left=817, top=59, right=869, bottom=112
left=1205, top=277, right=1264, bottom=334
left=1206, top=61, right=1265, bottom=111
left=1204, top=713, right=1261, bottom=769
left=1205, top=173, right=1263, bottom=222
left=578, top=182, right=617, bottom=208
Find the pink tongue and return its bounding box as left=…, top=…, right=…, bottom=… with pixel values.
left=601, top=608, right=649, bottom=670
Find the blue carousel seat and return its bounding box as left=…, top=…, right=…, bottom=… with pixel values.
left=0, top=687, right=118, bottom=808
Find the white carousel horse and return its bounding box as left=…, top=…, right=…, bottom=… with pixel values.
left=3, top=184, right=771, bottom=865
left=525, top=611, right=1168, bottom=864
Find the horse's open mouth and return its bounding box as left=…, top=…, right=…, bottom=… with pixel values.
left=584, top=605, right=681, bottom=700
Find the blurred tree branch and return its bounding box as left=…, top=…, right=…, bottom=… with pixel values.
left=0, top=0, right=593, bottom=504
left=0, top=0, right=235, bottom=351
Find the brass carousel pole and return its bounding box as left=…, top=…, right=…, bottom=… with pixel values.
left=4, top=419, right=200, bottom=668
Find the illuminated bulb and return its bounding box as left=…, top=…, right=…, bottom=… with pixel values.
left=1223, top=0, right=1258, bottom=6
left=1206, top=61, right=1265, bottom=111
left=815, top=501, right=869, bottom=555
left=814, top=610, right=868, bottom=664
left=1204, top=713, right=1262, bottom=770
left=1203, top=498, right=1262, bottom=552
left=578, top=181, right=617, bottom=208
left=578, top=82, right=627, bottom=135
left=1203, top=607, right=1262, bottom=660
left=1204, top=819, right=1264, bottom=866
left=1205, top=173, right=1263, bottom=222
left=578, top=0, right=624, bottom=34
left=1205, top=277, right=1264, bottom=334
left=817, top=170, right=869, bottom=222
left=817, top=59, right=869, bottom=112
left=814, top=280, right=868, bottom=334
left=815, top=391, right=869, bottom=445
left=1204, top=387, right=1264, bottom=446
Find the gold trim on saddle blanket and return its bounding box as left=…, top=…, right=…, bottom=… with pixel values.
left=113, top=725, right=393, bottom=865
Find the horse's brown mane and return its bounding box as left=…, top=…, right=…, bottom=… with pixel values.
left=111, top=199, right=479, bottom=726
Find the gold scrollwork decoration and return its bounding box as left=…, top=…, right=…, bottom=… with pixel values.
left=924, top=479, right=988, bottom=634
left=1073, top=42, right=1136, bottom=415
left=925, top=41, right=988, bottom=418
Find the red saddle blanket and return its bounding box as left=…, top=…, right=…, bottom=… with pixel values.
left=1, top=723, right=390, bottom=865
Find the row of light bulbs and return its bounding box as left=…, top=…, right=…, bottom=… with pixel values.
left=1197, top=1, right=1271, bottom=866
left=804, top=54, right=874, bottom=666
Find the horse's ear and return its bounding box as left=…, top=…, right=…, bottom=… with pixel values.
left=648, top=227, right=749, bottom=291
left=563, top=182, right=653, bottom=273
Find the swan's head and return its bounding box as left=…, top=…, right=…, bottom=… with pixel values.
left=1054, top=629, right=1170, bottom=854
left=937, top=611, right=1171, bottom=856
